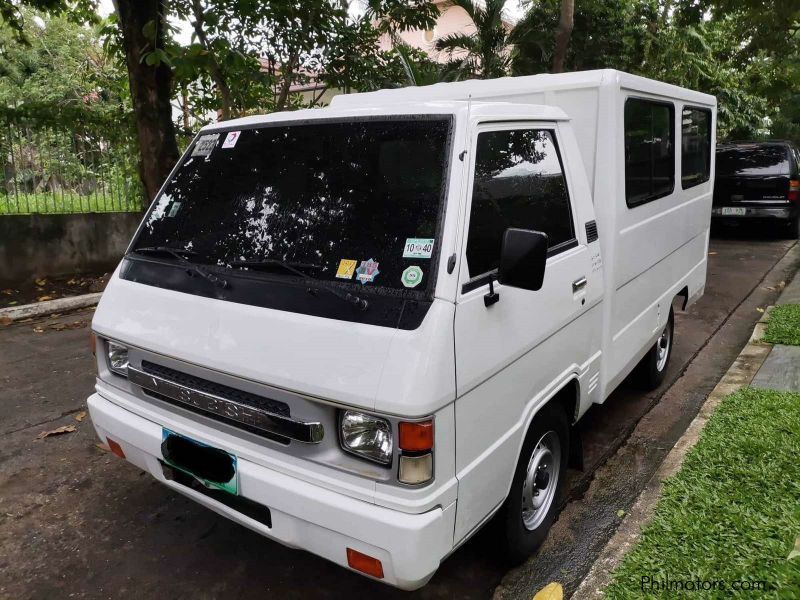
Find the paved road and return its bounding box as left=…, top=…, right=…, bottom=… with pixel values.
left=0, top=234, right=797, bottom=600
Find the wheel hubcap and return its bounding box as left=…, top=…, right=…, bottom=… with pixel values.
left=521, top=430, right=561, bottom=531
left=656, top=320, right=672, bottom=372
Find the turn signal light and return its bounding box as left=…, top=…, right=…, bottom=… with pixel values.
left=346, top=548, right=384, bottom=579
left=106, top=437, right=126, bottom=459
left=789, top=180, right=799, bottom=202
left=398, top=420, right=433, bottom=451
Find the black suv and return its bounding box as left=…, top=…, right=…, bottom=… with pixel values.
left=713, top=141, right=800, bottom=237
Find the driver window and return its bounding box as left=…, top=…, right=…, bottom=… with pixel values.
left=465, top=128, right=576, bottom=282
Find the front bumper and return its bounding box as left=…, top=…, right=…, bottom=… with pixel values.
left=711, top=206, right=796, bottom=220
left=87, top=392, right=455, bottom=590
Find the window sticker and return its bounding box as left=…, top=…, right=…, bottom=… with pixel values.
left=401, top=265, right=423, bottom=288
left=355, top=259, right=380, bottom=285
left=191, top=134, right=218, bottom=157
left=222, top=131, right=241, bottom=149
left=336, top=259, right=357, bottom=279
left=403, top=238, right=434, bottom=259
left=167, top=201, right=182, bottom=218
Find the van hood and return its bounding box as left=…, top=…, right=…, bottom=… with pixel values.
left=92, top=271, right=455, bottom=416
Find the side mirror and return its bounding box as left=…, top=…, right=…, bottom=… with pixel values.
left=498, top=228, right=548, bottom=291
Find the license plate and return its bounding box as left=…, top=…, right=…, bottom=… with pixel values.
left=721, top=207, right=746, bottom=216
left=161, top=429, right=238, bottom=495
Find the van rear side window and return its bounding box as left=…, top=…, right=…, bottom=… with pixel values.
left=465, top=128, right=575, bottom=282
left=624, top=98, right=675, bottom=207
left=681, top=107, right=711, bottom=188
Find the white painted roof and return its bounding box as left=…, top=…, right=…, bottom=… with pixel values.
left=332, top=69, right=716, bottom=109
left=200, top=100, right=568, bottom=133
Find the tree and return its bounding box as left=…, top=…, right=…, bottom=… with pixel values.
left=112, top=0, right=179, bottom=202
left=551, top=0, right=574, bottom=73
left=434, top=0, right=540, bottom=79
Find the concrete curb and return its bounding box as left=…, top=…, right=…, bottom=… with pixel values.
left=0, top=293, right=102, bottom=322
left=570, top=284, right=790, bottom=599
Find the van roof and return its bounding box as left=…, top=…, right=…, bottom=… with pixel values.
left=331, top=69, right=716, bottom=109
left=199, top=100, right=569, bottom=133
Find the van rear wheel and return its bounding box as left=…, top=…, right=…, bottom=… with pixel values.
left=498, top=402, right=568, bottom=564
left=635, top=307, right=674, bottom=390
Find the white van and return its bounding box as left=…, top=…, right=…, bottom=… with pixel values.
left=87, top=69, right=716, bottom=590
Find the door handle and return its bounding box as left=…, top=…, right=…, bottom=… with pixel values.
left=572, top=277, right=588, bottom=292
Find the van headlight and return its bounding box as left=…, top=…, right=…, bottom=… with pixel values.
left=340, top=411, right=393, bottom=465
left=107, top=342, right=129, bottom=377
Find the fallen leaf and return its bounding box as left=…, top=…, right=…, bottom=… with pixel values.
left=35, top=424, right=76, bottom=440
left=1, top=288, right=14, bottom=295
left=7, top=301, right=17, bottom=306
left=32, top=326, right=44, bottom=333
left=789, top=537, right=800, bottom=561
left=95, top=442, right=111, bottom=453
left=37, top=296, right=53, bottom=302
left=66, top=279, right=78, bottom=285
left=756, top=307, right=765, bottom=313
left=616, top=509, right=626, bottom=518
left=34, top=278, right=46, bottom=287
left=49, top=324, right=66, bottom=331
left=74, top=411, right=87, bottom=422
left=0, top=316, right=12, bottom=326
left=533, top=582, right=563, bottom=600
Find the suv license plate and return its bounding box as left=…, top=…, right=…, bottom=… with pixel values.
left=721, top=207, right=746, bottom=216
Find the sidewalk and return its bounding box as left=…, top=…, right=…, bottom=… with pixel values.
left=751, top=275, right=800, bottom=392
left=573, top=266, right=800, bottom=599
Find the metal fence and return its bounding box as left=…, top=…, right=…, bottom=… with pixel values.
left=1, top=120, right=144, bottom=215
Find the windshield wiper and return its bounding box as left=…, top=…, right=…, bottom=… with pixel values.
left=230, top=259, right=368, bottom=311
left=230, top=259, right=322, bottom=278
left=132, top=246, right=228, bottom=289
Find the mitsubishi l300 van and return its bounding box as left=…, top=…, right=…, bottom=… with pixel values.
left=88, top=70, right=716, bottom=589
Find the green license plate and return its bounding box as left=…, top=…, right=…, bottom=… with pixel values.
left=161, top=429, right=238, bottom=495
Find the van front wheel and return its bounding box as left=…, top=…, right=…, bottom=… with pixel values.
left=499, top=402, right=568, bottom=564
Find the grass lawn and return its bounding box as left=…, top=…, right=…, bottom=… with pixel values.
left=763, top=304, right=800, bottom=346
left=605, top=387, right=800, bottom=598
left=0, top=192, right=141, bottom=215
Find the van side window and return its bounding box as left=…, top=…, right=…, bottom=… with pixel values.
left=681, top=107, right=712, bottom=188
left=465, top=129, right=576, bottom=281
left=624, top=98, right=675, bottom=207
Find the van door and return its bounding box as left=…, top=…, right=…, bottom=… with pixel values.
left=452, top=122, right=603, bottom=542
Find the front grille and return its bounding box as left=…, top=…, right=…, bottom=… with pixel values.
left=141, top=360, right=291, bottom=417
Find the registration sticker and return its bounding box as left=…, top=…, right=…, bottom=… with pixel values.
left=336, top=259, right=357, bottom=279
left=401, top=266, right=423, bottom=288
left=403, top=238, right=434, bottom=259
left=191, top=134, right=218, bottom=157
left=355, top=259, right=380, bottom=285
left=222, top=131, right=241, bottom=149
left=167, top=201, right=182, bottom=218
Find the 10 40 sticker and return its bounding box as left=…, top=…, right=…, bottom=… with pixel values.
left=403, top=238, right=434, bottom=259
left=355, top=259, right=380, bottom=285
left=401, top=266, right=423, bottom=288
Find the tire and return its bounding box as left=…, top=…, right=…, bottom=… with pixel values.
left=498, top=402, right=569, bottom=565
left=635, top=306, right=674, bottom=390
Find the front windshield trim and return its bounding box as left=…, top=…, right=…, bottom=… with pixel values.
left=127, top=113, right=456, bottom=304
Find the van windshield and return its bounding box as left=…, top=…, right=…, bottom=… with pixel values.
left=131, top=116, right=452, bottom=293
left=716, top=145, right=791, bottom=176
